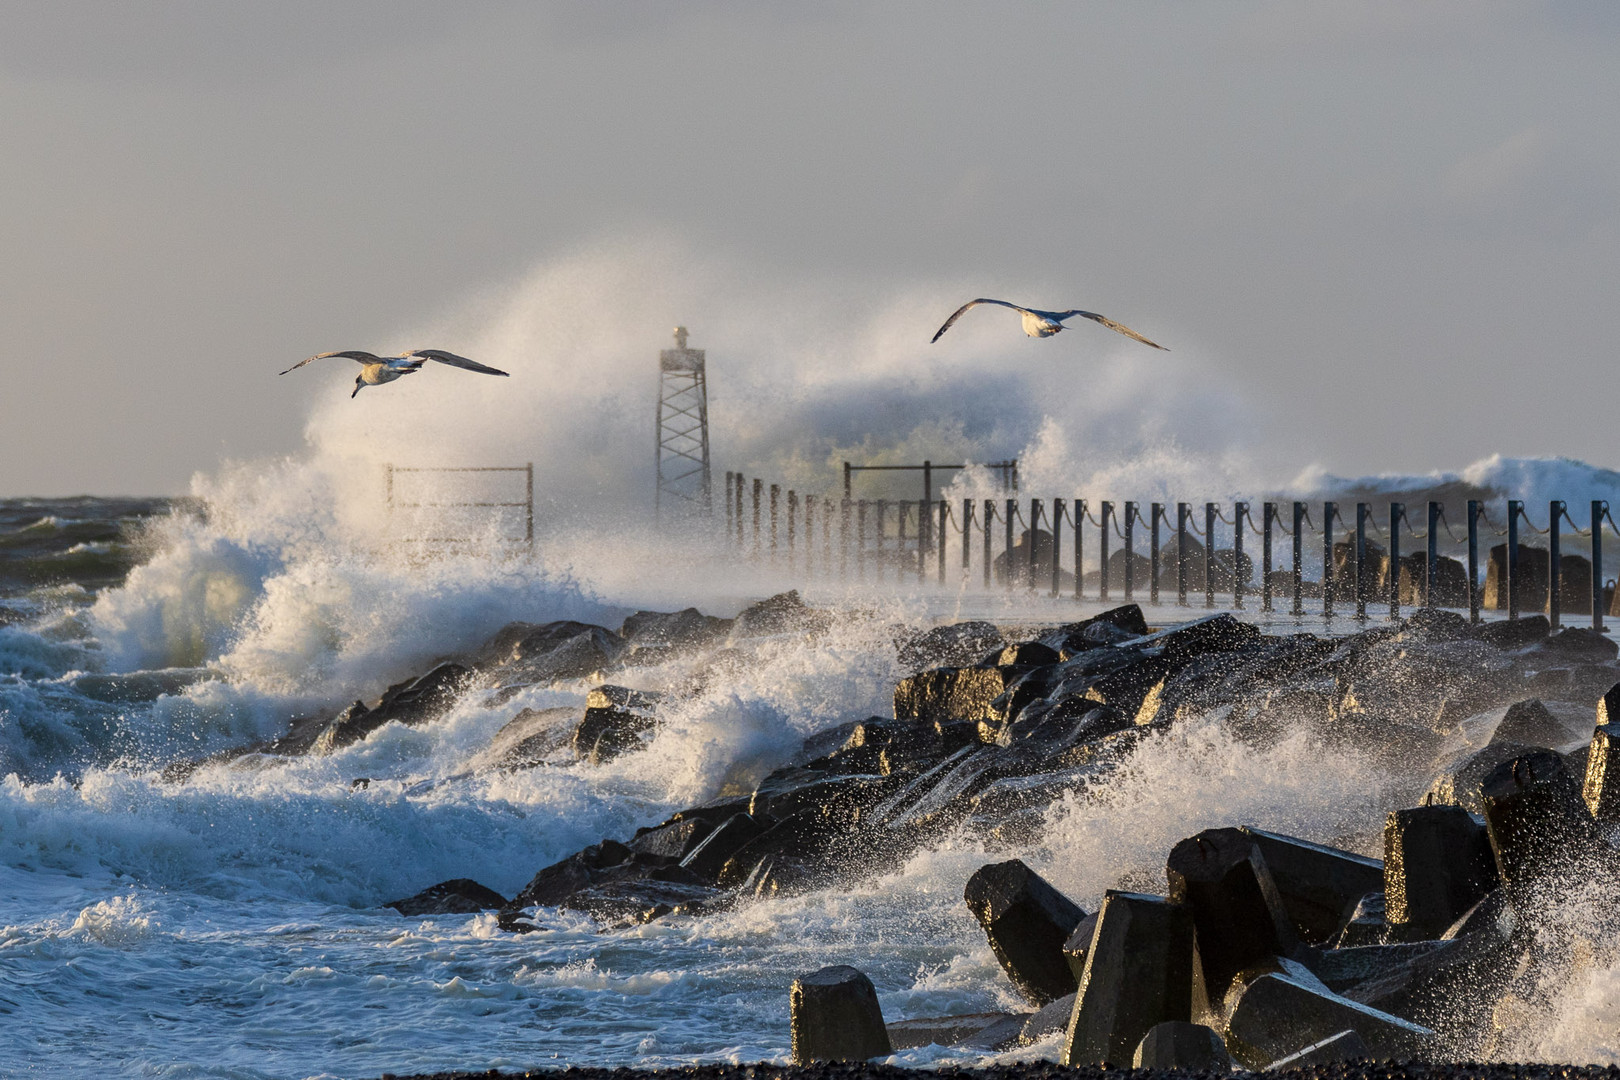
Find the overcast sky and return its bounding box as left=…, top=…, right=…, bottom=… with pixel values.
left=3, top=2, right=1618, bottom=496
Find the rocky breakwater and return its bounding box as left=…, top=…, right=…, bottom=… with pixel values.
left=169, top=585, right=1620, bottom=1067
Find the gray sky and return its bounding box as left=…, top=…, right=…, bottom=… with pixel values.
left=3, top=2, right=1618, bottom=496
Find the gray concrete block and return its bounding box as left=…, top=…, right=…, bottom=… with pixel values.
left=1383, top=805, right=1498, bottom=940
left=1478, top=749, right=1606, bottom=885
left=1241, top=827, right=1384, bottom=944
left=1266, top=1028, right=1370, bottom=1069
left=1582, top=722, right=1620, bottom=823
left=790, top=965, right=892, bottom=1063
left=1167, top=827, right=1298, bottom=1002
left=1062, top=890, right=1196, bottom=1066
left=1132, top=1021, right=1232, bottom=1069
left=1224, top=972, right=1434, bottom=1067
left=964, top=859, right=1087, bottom=1006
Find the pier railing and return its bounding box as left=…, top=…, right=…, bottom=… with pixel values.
left=721, top=470, right=1618, bottom=632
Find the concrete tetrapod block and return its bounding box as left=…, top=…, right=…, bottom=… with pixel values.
left=1478, top=749, right=1607, bottom=886
left=1223, top=971, right=1434, bottom=1067
left=1061, top=890, right=1195, bottom=1067
left=1166, top=827, right=1298, bottom=1004
left=1241, top=827, right=1384, bottom=944
left=789, top=965, right=892, bottom=1063
left=1582, top=723, right=1620, bottom=823
left=963, top=859, right=1087, bottom=1006
left=1597, top=681, right=1620, bottom=727
left=1383, top=806, right=1498, bottom=940
left=1132, top=1021, right=1232, bottom=1069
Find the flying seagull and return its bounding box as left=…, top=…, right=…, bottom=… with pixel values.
left=279, top=349, right=510, bottom=397
left=931, top=299, right=1167, bottom=349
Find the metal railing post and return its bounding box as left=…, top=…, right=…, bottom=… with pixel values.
left=1467, top=499, right=1481, bottom=623
left=983, top=499, right=993, bottom=590
left=1123, top=502, right=1137, bottom=601
left=1549, top=500, right=1564, bottom=629
left=1507, top=500, right=1521, bottom=620
left=1426, top=501, right=1440, bottom=607
left=735, top=474, right=745, bottom=548
left=786, top=489, right=796, bottom=569
left=1150, top=503, right=1163, bottom=606
left=1204, top=502, right=1217, bottom=609
left=1388, top=502, right=1402, bottom=620
left=961, top=499, right=973, bottom=578
left=1261, top=502, right=1275, bottom=612
left=1027, top=499, right=1041, bottom=592
left=1322, top=501, right=1336, bottom=620
left=1073, top=498, right=1085, bottom=600
left=1354, top=502, right=1369, bottom=621
left=896, top=501, right=908, bottom=583
left=838, top=496, right=849, bottom=582
left=875, top=499, right=887, bottom=583
left=1594, top=501, right=1608, bottom=633
left=1291, top=501, right=1305, bottom=616
left=1232, top=502, right=1247, bottom=609
left=1099, top=501, right=1113, bottom=601
left=525, top=462, right=535, bottom=549
left=938, top=500, right=948, bottom=585
left=1051, top=499, right=1065, bottom=598
left=856, top=499, right=868, bottom=581
left=1004, top=498, right=1016, bottom=592
left=1177, top=502, right=1190, bottom=607
left=751, top=478, right=762, bottom=559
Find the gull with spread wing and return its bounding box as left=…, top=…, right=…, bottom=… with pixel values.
left=280, top=349, right=510, bottom=397
left=931, top=299, right=1167, bottom=349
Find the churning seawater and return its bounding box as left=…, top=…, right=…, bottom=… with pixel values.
left=5, top=461, right=1620, bottom=1078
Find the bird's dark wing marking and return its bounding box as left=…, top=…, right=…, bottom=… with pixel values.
left=279, top=350, right=382, bottom=375
left=930, top=298, right=1030, bottom=343
left=410, top=349, right=510, bottom=376
left=1058, top=311, right=1167, bottom=351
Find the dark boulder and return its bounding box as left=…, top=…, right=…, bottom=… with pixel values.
left=790, top=965, right=891, bottom=1063
left=885, top=1012, right=1020, bottom=1051
left=560, top=878, right=724, bottom=926
left=1478, top=749, right=1608, bottom=886
left=1165, top=827, right=1298, bottom=1005
left=478, top=705, right=577, bottom=769
left=1132, top=1021, right=1232, bottom=1070
left=1473, top=613, right=1550, bottom=650
left=678, top=812, right=770, bottom=883
left=1483, top=544, right=1550, bottom=613
left=1308, top=939, right=1456, bottom=994
left=311, top=700, right=387, bottom=755
left=963, top=859, right=1087, bottom=1006
left=1239, top=828, right=1384, bottom=945
left=1039, top=605, right=1151, bottom=657
left=897, top=621, right=1003, bottom=672
left=314, top=661, right=474, bottom=754
left=1425, top=742, right=1545, bottom=815
left=619, top=607, right=732, bottom=650
left=628, top=816, right=718, bottom=861
left=572, top=684, right=661, bottom=764
left=476, top=621, right=625, bottom=682
left=731, top=590, right=831, bottom=638
left=1582, top=722, right=1620, bottom=822
left=893, top=665, right=1012, bottom=727
left=1382, top=806, right=1498, bottom=941
left=1223, top=972, right=1434, bottom=1067
left=501, top=839, right=641, bottom=919
left=387, top=878, right=506, bottom=917
left=1062, top=890, right=1196, bottom=1066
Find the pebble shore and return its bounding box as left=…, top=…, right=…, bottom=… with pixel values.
left=379, top=1062, right=1620, bottom=1080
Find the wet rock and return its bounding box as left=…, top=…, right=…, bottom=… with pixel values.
left=1425, top=741, right=1545, bottom=816
left=1016, top=990, right=1076, bottom=1046
left=992, top=528, right=1061, bottom=588
left=1223, top=971, right=1434, bottom=1067
left=1478, top=749, right=1608, bottom=886
left=897, top=621, right=1003, bottom=672
left=1133, top=612, right=1262, bottom=663
left=884, top=1012, right=1018, bottom=1051
left=677, top=812, right=771, bottom=883
left=311, top=700, right=387, bottom=755
left=732, top=590, right=831, bottom=638
left=1165, top=827, right=1298, bottom=1004
left=1581, top=722, right=1620, bottom=822
left=1491, top=698, right=1575, bottom=748
left=892, top=665, right=1013, bottom=727
left=477, top=621, right=625, bottom=682
left=963, top=859, right=1087, bottom=1006
left=572, top=685, right=661, bottom=764
left=502, top=839, right=634, bottom=914
left=477, top=705, right=577, bottom=769
left=1062, top=911, right=1101, bottom=982
left=619, top=607, right=732, bottom=651
left=1038, top=605, right=1151, bottom=656
left=1598, top=681, right=1620, bottom=726
left=560, top=878, right=724, bottom=926
left=387, top=878, right=506, bottom=917
left=1062, top=890, right=1196, bottom=1066
left=1240, top=828, right=1384, bottom=945
left=789, top=965, right=891, bottom=1063
left=1531, top=625, right=1616, bottom=663
left=1333, top=892, right=1387, bottom=948
left=628, top=816, right=717, bottom=861
left=1132, top=1021, right=1232, bottom=1070
left=747, top=771, right=897, bottom=828
left=1383, top=806, right=1498, bottom=941
left=1308, top=939, right=1456, bottom=994
left=1473, top=614, right=1550, bottom=650
left=1266, top=1028, right=1370, bottom=1069
left=1390, top=554, right=1470, bottom=608
left=1104, top=548, right=1156, bottom=591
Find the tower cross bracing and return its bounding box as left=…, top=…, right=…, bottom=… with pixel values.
left=655, top=326, right=712, bottom=515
